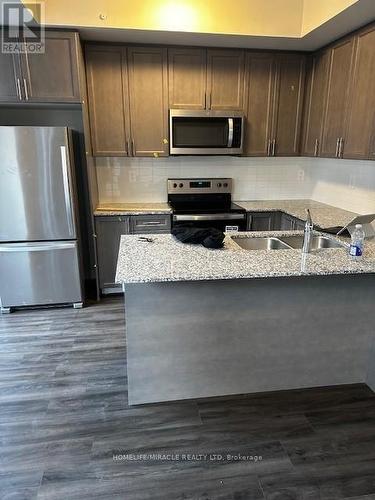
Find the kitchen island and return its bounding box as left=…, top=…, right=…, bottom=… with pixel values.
left=116, top=213, right=375, bottom=405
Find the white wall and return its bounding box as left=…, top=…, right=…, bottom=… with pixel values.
left=95, top=156, right=375, bottom=215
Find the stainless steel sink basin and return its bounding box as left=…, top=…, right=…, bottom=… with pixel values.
left=278, top=235, right=345, bottom=250
left=232, top=237, right=291, bottom=250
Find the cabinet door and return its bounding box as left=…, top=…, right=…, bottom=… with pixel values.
left=249, top=212, right=275, bottom=231
left=294, top=219, right=306, bottom=230
left=127, top=47, right=169, bottom=157
left=168, top=48, right=206, bottom=109
left=272, top=54, right=306, bottom=156
left=321, top=38, right=356, bottom=157
left=280, top=213, right=296, bottom=230
left=21, top=32, right=80, bottom=103
left=95, top=216, right=130, bottom=290
left=0, top=52, right=22, bottom=102
left=206, top=49, right=245, bottom=110
left=244, top=54, right=276, bottom=156
left=86, top=45, right=130, bottom=156
left=344, top=27, right=375, bottom=159
left=301, top=51, right=329, bottom=157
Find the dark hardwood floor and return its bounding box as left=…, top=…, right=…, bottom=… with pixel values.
left=1, top=297, right=375, bottom=500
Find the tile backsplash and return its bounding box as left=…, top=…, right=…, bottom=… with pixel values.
left=308, top=158, right=375, bottom=215
left=96, top=156, right=312, bottom=202
left=96, top=156, right=375, bottom=215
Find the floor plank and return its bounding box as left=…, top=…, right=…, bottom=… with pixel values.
left=1, top=297, right=375, bottom=499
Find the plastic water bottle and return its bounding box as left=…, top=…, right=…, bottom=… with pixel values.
left=349, top=224, right=365, bottom=260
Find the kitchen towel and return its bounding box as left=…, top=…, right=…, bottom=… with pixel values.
left=172, top=226, right=225, bottom=249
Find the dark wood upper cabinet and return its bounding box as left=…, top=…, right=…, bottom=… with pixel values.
left=0, top=53, right=23, bottom=102
left=0, top=31, right=80, bottom=104
left=320, top=37, right=356, bottom=158
left=127, top=46, right=169, bottom=157
left=206, top=49, right=245, bottom=110
left=85, top=45, right=130, bottom=156
left=86, top=45, right=168, bottom=157
left=244, top=53, right=305, bottom=156
left=343, top=25, right=375, bottom=159
left=168, top=48, right=206, bottom=109
left=168, top=47, right=245, bottom=111
left=272, top=54, right=306, bottom=156
left=244, top=53, right=276, bottom=156
left=301, top=51, right=329, bottom=157
left=21, top=32, right=80, bottom=102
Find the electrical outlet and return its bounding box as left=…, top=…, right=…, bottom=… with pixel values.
left=297, top=169, right=305, bottom=182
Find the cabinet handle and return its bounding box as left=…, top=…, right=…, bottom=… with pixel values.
left=335, top=137, right=340, bottom=158
left=272, top=139, right=276, bottom=156
left=339, top=137, right=344, bottom=158
left=204, top=92, right=207, bottom=109
left=267, top=140, right=271, bottom=156
left=141, top=221, right=164, bottom=226
left=208, top=92, right=212, bottom=110
left=23, top=78, right=29, bottom=101
left=314, top=139, right=319, bottom=157
left=126, top=139, right=130, bottom=156
left=131, top=138, right=135, bottom=157
left=16, top=78, right=22, bottom=100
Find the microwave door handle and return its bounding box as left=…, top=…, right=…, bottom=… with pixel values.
left=227, top=118, right=234, bottom=148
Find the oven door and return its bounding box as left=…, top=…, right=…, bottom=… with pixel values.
left=169, top=110, right=244, bottom=155
left=173, top=213, right=246, bottom=232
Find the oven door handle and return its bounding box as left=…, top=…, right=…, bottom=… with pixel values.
left=227, top=118, right=234, bottom=148
left=173, top=213, right=245, bottom=221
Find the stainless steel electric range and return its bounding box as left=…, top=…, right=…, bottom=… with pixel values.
left=167, top=178, right=246, bottom=232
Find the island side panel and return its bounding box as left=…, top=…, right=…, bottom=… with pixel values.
left=124, top=275, right=375, bottom=405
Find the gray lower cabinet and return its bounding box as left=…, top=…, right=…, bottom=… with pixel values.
left=279, top=213, right=296, bottom=230
left=294, top=218, right=306, bottom=230
left=130, top=214, right=171, bottom=234
left=247, top=211, right=306, bottom=231
left=247, top=212, right=277, bottom=231
left=95, top=213, right=172, bottom=294
left=95, top=216, right=130, bottom=293
left=280, top=213, right=305, bottom=230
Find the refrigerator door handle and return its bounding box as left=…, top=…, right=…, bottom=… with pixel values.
left=60, top=146, right=74, bottom=237
left=0, top=242, right=77, bottom=252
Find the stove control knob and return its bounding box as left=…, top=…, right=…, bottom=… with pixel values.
left=223, top=182, right=228, bottom=188
left=173, top=183, right=177, bottom=188
left=179, top=183, right=184, bottom=188
left=217, top=183, right=222, bottom=187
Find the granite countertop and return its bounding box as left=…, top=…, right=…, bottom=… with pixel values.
left=94, top=203, right=172, bottom=216
left=94, top=199, right=356, bottom=228
left=235, top=199, right=357, bottom=228
left=116, top=231, right=375, bottom=284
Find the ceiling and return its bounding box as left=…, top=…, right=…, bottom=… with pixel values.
left=10, top=0, right=375, bottom=51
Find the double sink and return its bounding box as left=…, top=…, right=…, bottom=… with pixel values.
left=232, top=234, right=345, bottom=251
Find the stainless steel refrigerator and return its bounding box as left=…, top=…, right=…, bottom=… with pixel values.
left=0, top=126, right=83, bottom=313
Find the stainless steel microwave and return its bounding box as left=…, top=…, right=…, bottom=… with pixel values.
left=169, top=109, right=244, bottom=155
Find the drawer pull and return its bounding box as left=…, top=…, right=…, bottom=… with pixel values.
left=139, top=221, right=165, bottom=226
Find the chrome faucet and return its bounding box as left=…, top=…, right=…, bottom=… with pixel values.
left=302, top=209, right=314, bottom=253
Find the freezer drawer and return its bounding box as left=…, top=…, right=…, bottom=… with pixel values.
left=0, top=241, right=82, bottom=308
